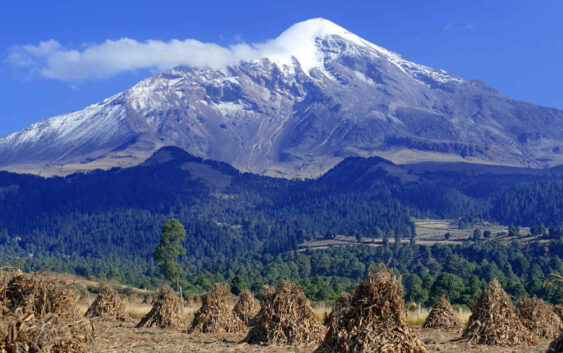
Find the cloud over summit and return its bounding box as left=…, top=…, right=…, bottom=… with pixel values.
left=5, top=18, right=350, bottom=81
left=6, top=38, right=259, bottom=81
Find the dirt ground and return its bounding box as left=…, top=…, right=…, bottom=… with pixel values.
left=91, top=321, right=551, bottom=353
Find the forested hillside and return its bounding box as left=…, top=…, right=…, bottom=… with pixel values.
left=0, top=146, right=562, bottom=304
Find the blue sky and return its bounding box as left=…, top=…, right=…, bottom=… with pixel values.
left=1, top=0, right=562, bottom=136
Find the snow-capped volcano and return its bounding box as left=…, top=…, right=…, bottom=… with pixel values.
left=2, top=18, right=563, bottom=177
left=259, top=18, right=464, bottom=84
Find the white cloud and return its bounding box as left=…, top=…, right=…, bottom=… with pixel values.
left=4, top=18, right=358, bottom=81
left=6, top=38, right=256, bottom=80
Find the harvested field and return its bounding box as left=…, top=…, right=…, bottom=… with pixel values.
left=2, top=271, right=549, bottom=352
left=516, top=297, right=561, bottom=339
left=423, top=294, right=461, bottom=329
left=188, top=283, right=245, bottom=334
left=315, top=268, right=426, bottom=353
left=89, top=320, right=551, bottom=353
left=461, top=279, right=537, bottom=346
left=244, top=280, right=325, bottom=345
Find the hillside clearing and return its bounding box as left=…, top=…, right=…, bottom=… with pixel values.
left=299, top=219, right=535, bottom=251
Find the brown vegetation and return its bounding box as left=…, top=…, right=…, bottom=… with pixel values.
left=185, top=295, right=202, bottom=308
left=554, top=304, right=563, bottom=322
left=233, top=290, right=259, bottom=325
left=141, top=294, right=153, bottom=305
left=0, top=271, right=94, bottom=353
left=136, top=285, right=185, bottom=329
left=516, top=297, right=561, bottom=339
left=547, top=334, right=563, bottom=353
left=244, top=280, right=325, bottom=346
left=461, top=279, right=537, bottom=346
left=188, top=283, right=245, bottom=334
left=314, top=268, right=427, bottom=353
left=323, top=292, right=351, bottom=326
left=85, top=285, right=129, bottom=321
left=422, top=295, right=461, bottom=330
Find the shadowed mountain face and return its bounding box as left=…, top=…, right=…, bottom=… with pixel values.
left=2, top=18, right=563, bottom=177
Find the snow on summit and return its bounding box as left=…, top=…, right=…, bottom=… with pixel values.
left=8, top=18, right=547, bottom=179
left=249, top=18, right=463, bottom=83
left=255, top=18, right=369, bottom=72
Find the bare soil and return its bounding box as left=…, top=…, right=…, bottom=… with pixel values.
left=90, top=321, right=550, bottom=353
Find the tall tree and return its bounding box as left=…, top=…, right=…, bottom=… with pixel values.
left=153, top=219, right=186, bottom=286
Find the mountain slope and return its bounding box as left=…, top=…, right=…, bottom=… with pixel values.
left=2, top=18, right=563, bottom=177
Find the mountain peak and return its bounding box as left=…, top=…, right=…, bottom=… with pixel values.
left=260, top=18, right=463, bottom=85
left=280, top=18, right=358, bottom=40
left=2, top=20, right=563, bottom=178
left=261, top=18, right=374, bottom=73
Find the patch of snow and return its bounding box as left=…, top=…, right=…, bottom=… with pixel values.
left=213, top=101, right=247, bottom=117
left=353, top=71, right=375, bottom=86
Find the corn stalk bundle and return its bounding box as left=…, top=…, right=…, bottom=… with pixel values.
left=247, top=286, right=275, bottom=328
left=188, top=283, right=245, bottom=334
left=259, top=285, right=275, bottom=302
left=555, top=304, right=563, bottom=322
left=323, top=292, right=351, bottom=326
left=136, top=285, right=185, bottom=329
left=4, top=274, right=79, bottom=320
left=315, top=269, right=427, bottom=353
left=84, top=285, right=128, bottom=321
left=461, top=279, right=537, bottom=346
left=0, top=271, right=94, bottom=353
left=516, top=297, right=561, bottom=339
left=422, top=295, right=461, bottom=330
left=244, top=280, right=325, bottom=346
left=233, top=290, right=259, bottom=326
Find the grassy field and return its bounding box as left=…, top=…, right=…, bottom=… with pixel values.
left=299, top=218, right=535, bottom=251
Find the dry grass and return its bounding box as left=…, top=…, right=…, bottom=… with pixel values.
left=407, top=306, right=470, bottom=327
left=311, top=302, right=331, bottom=323
left=407, top=307, right=430, bottom=326
left=80, top=299, right=200, bottom=321
left=125, top=303, right=152, bottom=320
